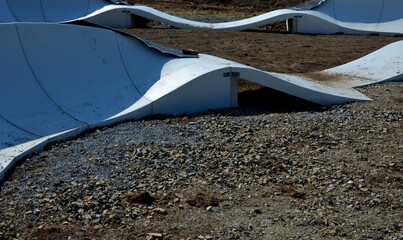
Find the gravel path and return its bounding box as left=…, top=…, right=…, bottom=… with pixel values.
left=1, top=81, right=402, bottom=239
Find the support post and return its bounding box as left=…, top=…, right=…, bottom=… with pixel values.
left=230, top=77, right=238, bottom=108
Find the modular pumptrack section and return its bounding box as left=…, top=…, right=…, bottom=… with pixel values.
left=1, top=22, right=402, bottom=180
left=1, top=0, right=402, bottom=35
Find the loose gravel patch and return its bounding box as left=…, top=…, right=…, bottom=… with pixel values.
left=1, top=82, right=401, bottom=239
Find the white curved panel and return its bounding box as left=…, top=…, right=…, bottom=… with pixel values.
left=85, top=1, right=402, bottom=35
left=144, top=56, right=235, bottom=115
left=85, top=7, right=134, bottom=29
left=115, top=33, right=176, bottom=94
left=87, top=0, right=110, bottom=13
left=334, top=0, right=383, bottom=24
left=151, top=70, right=234, bottom=115
left=0, top=0, right=16, bottom=22
left=0, top=117, right=38, bottom=150
left=0, top=23, right=401, bottom=181
left=41, top=0, right=89, bottom=22
left=16, top=23, right=142, bottom=124
left=0, top=24, right=84, bottom=137
left=0, top=137, right=49, bottom=180
left=291, top=13, right=340, bottom=34
left=334, top=0, right=383, bottom=34
left=310, top=0, right=335, bottom=18
left=204, top=10, right=295, bottom=31
left=5, top=0, right=45, bottom=22
left=378, top=0, right=403, bottom=34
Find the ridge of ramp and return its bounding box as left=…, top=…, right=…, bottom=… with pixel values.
left=1, top=0, right=402, bottom=35
left=0, top=23, right=402, bottom=181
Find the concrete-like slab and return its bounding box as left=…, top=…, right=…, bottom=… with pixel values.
left=1, top=0, right=402, bottom=35
left=0, top=23, right=401, bottom=181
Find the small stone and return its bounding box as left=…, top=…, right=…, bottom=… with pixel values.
left=153, top=208, right=168, bottom=215
left=129, top=212, right=138, bottom=219
left=34, top=209, right=40, bottom=216
left=148, top=232, right=163, bottom=239
left=206, top=206, right=213, bottom=211
left=73, top=202, right=85, bottom=208
left=93, top=225, right=102, bottom=230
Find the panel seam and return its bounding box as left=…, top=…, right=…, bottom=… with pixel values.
left=4, top=0, right=19, bottom=22
left=85, top=0, right=90, bottom=16
left=377, top=0, right=386, bottom=32
left=39, top=0, right=47, bottom=22
left=0, top=114, right=42, bottom=137
left=14, top=24, right=87, bottom=125
left=114, top=33, right=153, bottom=102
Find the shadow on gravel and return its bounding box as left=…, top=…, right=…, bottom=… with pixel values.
left=142, top=88, right=326, bottom=122
left=237, top=86, right=324, bottom=114
left=142, top=87, right=327, bottom=123
left=125, top=192, right=161, bottom=205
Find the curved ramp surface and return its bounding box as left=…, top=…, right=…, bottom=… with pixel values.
left=1, top=0, right=402, bottom=35
left=0, top=23, right=401, bottom=180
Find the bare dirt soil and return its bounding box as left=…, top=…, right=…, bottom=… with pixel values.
left=124, top=28, right=402, bottom=74
left=0, top=1, right=402, bottom=240
left=124, top=28, right=403, bottom=94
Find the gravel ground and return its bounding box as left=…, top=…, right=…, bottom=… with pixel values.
left=1, top=82, right=402, bottom=239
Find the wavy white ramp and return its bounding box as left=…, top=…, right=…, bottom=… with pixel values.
left=0, top=23, right=401, bottom=180
left=1, top=0, right=402, bottom=35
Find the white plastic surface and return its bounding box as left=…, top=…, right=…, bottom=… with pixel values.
left=42, top=0, right=89, bottom=22
left=16, top=23, right=142, bottom=124
left=0, top=117, right=38, bottom=150
left=378, top=0, right=403, bottom=34
left=334, top=0, right=382, bottom=24
left=0, top=24, right=84, bottom=136
left=0, top=23, right=401, bottom=181
left=5, top=0, right=45, bottom=22
left=1, top=0, right=402, bottom=35
left=115, top=33, right=176, bottom=94
left=0, top=0, right=16, bottom=22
